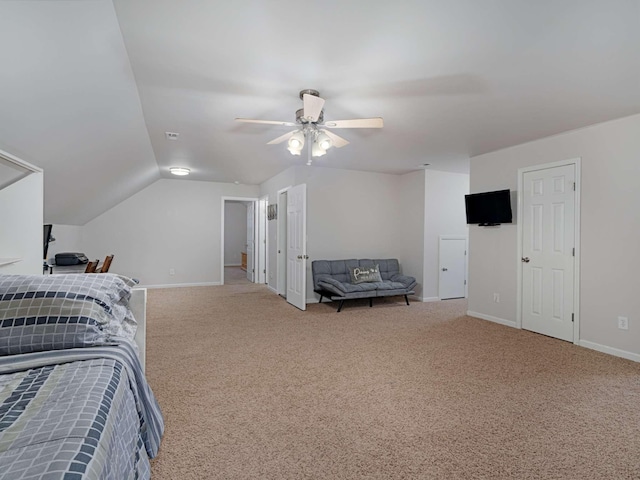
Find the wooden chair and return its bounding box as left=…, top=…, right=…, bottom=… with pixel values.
left=98, top=254, right=114, bottom=273
left=84, top=260, right=99, bottom=273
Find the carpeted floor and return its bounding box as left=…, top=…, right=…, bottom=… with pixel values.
left=145, top=283, right=640, bottom=479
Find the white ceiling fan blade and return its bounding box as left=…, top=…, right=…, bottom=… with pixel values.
left=303, top=94, right=325, bottom=122
left=323, top=117, right=384, bottom=129
left=321, top=129, right=349, bottom=148
left=267, top=130, right=298, bottom=145
left=235, top=118, right=296, bottom=127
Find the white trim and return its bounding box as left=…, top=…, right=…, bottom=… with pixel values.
left=419, top=296, right=440, bottom=302
left=258, top=194, right=269, bottom=285
left=579, top=340, right=640, bottom=363
left=467, top=311, right=517, bottom=328
left=142, top=281, right=222, bottom=289
left=220, top=196, right=258, bottom=286
left=0, top=148, right=42, bottom=173
left=0, top=258, right=22, bottom=266
left=224, top=263, right=242, bottom=267
left=438, top=235, right=469, bottom=299
left=268, top=285, right=278, bottom=294
left=516, top=158, right=581, bottom=344
left=276, top=186, right=292, bottom=296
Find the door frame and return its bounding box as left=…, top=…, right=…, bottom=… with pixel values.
left=516, top=158, right=581, bottom=344
left=257, top=194, right=269, bottom=284
left=276, top=186, right=292, bottom=296
left=220, top=196, right=258, bottom=286
left=438, top=235, right=468, bottom=299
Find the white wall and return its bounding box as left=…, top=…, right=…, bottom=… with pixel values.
left=224, top=202, right=247, bottom=266
left=82, top=178, right=259, bottom=286
left=260, top=165, right=429, bottom=302
left=0, top=171, right=43, bottom=275
left=423, top=170, right=470, bottom=300
left=468, top=113, right=640, bottom=357
left=397, top=170, right=426, bottom=299
left=293, top=166, right=405, bottom=301
left=46, top=224, right=83, bottom=263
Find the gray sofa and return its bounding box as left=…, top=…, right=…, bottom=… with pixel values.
left=312, top=259, right=417, bottom=312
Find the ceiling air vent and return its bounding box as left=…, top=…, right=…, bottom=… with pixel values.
left=165, top=132, right=180, bottom=140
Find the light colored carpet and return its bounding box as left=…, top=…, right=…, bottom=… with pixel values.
left=146, top=283, right=640, bottom=479
left=224, top=266, right=251, bottom=285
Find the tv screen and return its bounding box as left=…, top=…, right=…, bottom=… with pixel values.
left=465, top=189, right=512, bottom=225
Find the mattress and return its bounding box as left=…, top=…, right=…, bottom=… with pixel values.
left=0, top=340, right=163, bottom=480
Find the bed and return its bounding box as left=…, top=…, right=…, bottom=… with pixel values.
left=0, top=274, right=163, bottom=480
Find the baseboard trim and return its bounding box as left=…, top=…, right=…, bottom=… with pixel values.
left=420, top=296, right=440, bottom=303
left=224, top=263, right=242, bottom=267
left=578, top=340, right=640, bottom=363
left=143, top=281, right=222, bottom=289
left=467, top=311, right=517, bottom=328
left=268, top=285, right=278, bottom=294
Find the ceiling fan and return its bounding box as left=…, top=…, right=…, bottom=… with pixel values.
left=235, top=89, right=383, bottom=165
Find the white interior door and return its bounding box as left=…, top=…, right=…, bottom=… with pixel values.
left=246, top=202, right=255, bottom=282
left=257, top=196, right=267, bottom=284
left=522, top=164, right=575, bottom=342
left=439, top=236, right=467, bottom=299
left=286, top=184, right=306, bottom=310
left=277, top=190, right=288, bottom=296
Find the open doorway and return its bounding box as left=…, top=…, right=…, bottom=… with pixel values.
left=221, top=196, right=265, bottom=286
left=222, top=200, right=251, bottom=285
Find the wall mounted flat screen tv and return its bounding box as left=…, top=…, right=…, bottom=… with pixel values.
left=465, top=189, right=512, bottom=226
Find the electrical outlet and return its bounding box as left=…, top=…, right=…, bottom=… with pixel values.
left=169, top=268, right=175, bottom=275
left=618, top=316, right=629, bottom=330
left=493, top=293, right=500, bottom=303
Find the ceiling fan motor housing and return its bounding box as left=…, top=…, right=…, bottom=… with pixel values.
left=299, top=89, right=320, bottom=100
left=296, top=108, right=323, bottom=125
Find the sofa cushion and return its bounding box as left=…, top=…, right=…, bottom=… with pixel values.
left=312, top=260, right=359, bottom=289
left=318, top=278, right=378, bottom=295
left=370, top=281, right=407, bottom=290
left=390, top=274, right=417, bottom=290
left=349, top=264, right=382, bottom=284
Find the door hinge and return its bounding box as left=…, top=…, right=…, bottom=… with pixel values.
left=573, top=182, right=576, bottom=191
left=464, top=250, right=467, bottom=255
left=572, top=247, right=575, bottom=256
left=263, top=269, right=266, bottom=274
left=464, top=280, right=467, bottom=285
left=572, top=313, right=574, bottom=322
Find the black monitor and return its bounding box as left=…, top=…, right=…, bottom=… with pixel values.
left=465, top=189, right=512, bottom=226
left=43, top=224, right=53, bottom=260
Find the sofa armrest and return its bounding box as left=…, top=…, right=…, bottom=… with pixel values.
left=390, top=274, right=417, bottom=290
left=317, top=277, right=348, bottom=296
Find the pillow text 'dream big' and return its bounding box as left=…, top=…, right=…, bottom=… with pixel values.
left=349, top=265, right=382, bottom=284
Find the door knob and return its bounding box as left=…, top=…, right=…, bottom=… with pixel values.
left=297, top=255, right=302, bottom=259
left=521, top=257, right=530, bottom=263
left=442, top=268, right=448, bottom=271
left=303, top=255, right=309, bottom=259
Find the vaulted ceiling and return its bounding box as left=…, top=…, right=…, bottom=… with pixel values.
left=1, top=1, right=639, bottom=225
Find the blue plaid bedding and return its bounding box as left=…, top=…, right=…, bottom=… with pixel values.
left=0, top=340, right=163, bottom=480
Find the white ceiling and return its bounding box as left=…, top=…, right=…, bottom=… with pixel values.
left=1, top=1, right=639, bottom=225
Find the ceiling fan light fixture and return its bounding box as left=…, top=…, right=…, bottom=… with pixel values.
left=316, top=131, right=332, bottom=150
left=287, top=131, right=305, bottom=155
left=170, top=167, right=190, bottom=176
left=312, top=141, right=327, bottom=157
